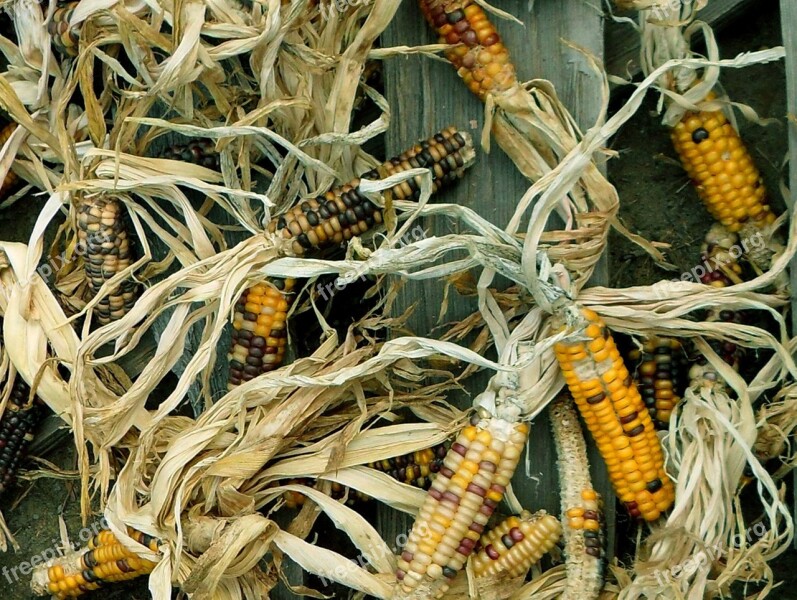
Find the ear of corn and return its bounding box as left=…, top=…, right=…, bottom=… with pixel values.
left=395, top=412, right=528, bottom=598
left=553, top=305, right=675, bottom=522
left=549, top=398, right=604, bottom=600
left=471, top=510, right=561, bottom=579
left=267, top=126, right=474, bottom=257
left=670, top=92, right=775, bottom=234
left=31, top=528, right=158, bottom=598
left=418, top=0, right=517, bottom=100
left=0, top=377, right=43, bottom=495
left=158, top=138, right=219, bottom=170
left=0, top=122, right=19, bottom=200
left=282, top=442, right=450, bottom=508
left=628, top=337, right=687, bottom=429
left=77, top=197, right=139, bottom=326
left=48, top=3, right=81, bottom=57
left=227, top=278, right=295, bottom=390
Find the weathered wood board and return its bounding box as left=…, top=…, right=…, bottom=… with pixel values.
left=779, top=0, right=797, bottom=548
left=379, top=0, right=616, bottom=556
left=606, top=0, right=756, bottom=79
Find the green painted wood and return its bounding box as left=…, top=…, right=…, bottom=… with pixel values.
left=378, top=0, right=616, bottom=560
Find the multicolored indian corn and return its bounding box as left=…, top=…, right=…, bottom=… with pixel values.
left=471, top=510, right=561, bottom=579
left=282, top=442, right=449, bottom=508
left=628, top=337, right=687, bottom=429
left=267, top=126, right=474, bottom=256
left=418, top=0, right=517, bottom=100
left=48, top=3, right=81, bottom=57
left=670, top=91, right=776, bottom=234
left=31, top=527, right=158, bottom=598
left=76, top=197, right=139, bottom=326
left=227, top=278, right=294, bottom=390
left=550, top=398, right=604, bottom=600
left=553, top=305, right=675, bottom=522
left=395, top=412, right=528, bottom=597
left=158, top=138, right=219, bottom=170
left=0, top=377, right=43, bottom=495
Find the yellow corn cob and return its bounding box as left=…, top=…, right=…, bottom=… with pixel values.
left=418, top=0, right=517, bottom=100
left=471, top=510, right=561, bottom=579
left=395, top=412, right=528, bottom=598
left=671, top=91, right=775, bottom=234
left=48, top=2, right=81, bottom=57
left=76, top=196, right=139, bottom=326
left=267, top=126, right=474, bottom=257
left=553, top=305, right=675, bottom=522
left=31, top=528, right=158, bottom=598
left=0, top=122, right=19, bottom=200
left=549, top=398, right=604, bottom=600
left=628, top=337, right=687, bottom=429
left=227, top=278, right=295, bottom=390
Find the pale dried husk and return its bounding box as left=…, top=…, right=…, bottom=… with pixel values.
left=0, top=1, right=793, bottom=599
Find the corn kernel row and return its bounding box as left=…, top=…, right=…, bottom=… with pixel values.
left=227, top=278, right=295, bottom=390
left=418, top=0, right=517, bottom=100
left=282, top=443, right=449, bottom=508
left=628, top=337, right=687, bottom=429
left=671, top=91, right=776, bottom=233
left=395, top=412, right=528, bottom=597
left=471, top=510, right=561, bottom=578
left=0, top=377, right=43, bottom=495
left=32, top=528, right=159, bottom=598
left=549, top=398, right=604, bottom=599
left=553, top=306, right=675, bottom=521
left=48, top=3, right=81, bottom=57
left=267, top=126, right=473, bottom=256
left=158, top=138, right=219, bottom=170
left=76, top=196, right=139, bottom=325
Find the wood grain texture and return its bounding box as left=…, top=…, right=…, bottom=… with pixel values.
left=379, top=0, right=616, bottom=557
left=606, top=0, right=756, bottom=79
left=779, top=0, right=797, bottom=547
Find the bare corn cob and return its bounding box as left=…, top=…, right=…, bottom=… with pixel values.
left=158, top=138, right=219, bottom=170
left=0, top=122, right=19, bottom=200
left=671, top=91, right=776, bottom=234
left=471, top=510, right=561, bottom=579
left=549, top=398, right=604, bottom=600
left=0, top=377, right=43, bottom=495
left=395, top=411, right=528, bottom=598
left=77, top=196, right=139, bottom=326
left=418, top=0, right=517, bottom=100
left=31, top=528, right=158, bottom=597
left=227, top=278, right=294, bottom=390
left=628, top=337, right=687, bottom=429
left=553, top=305, right=675, bottom=522
left=267, top=126, right=474, bottom=256
left=48, top=3, right=81, bottom=57
left=282, top=442, right=450, bottom=508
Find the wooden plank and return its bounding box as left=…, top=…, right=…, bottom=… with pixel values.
left=379, top=0, right=615, bottom=555
left=606, top=0, right=755, bottom=80
left=779, top=0, right=797, bottom=548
